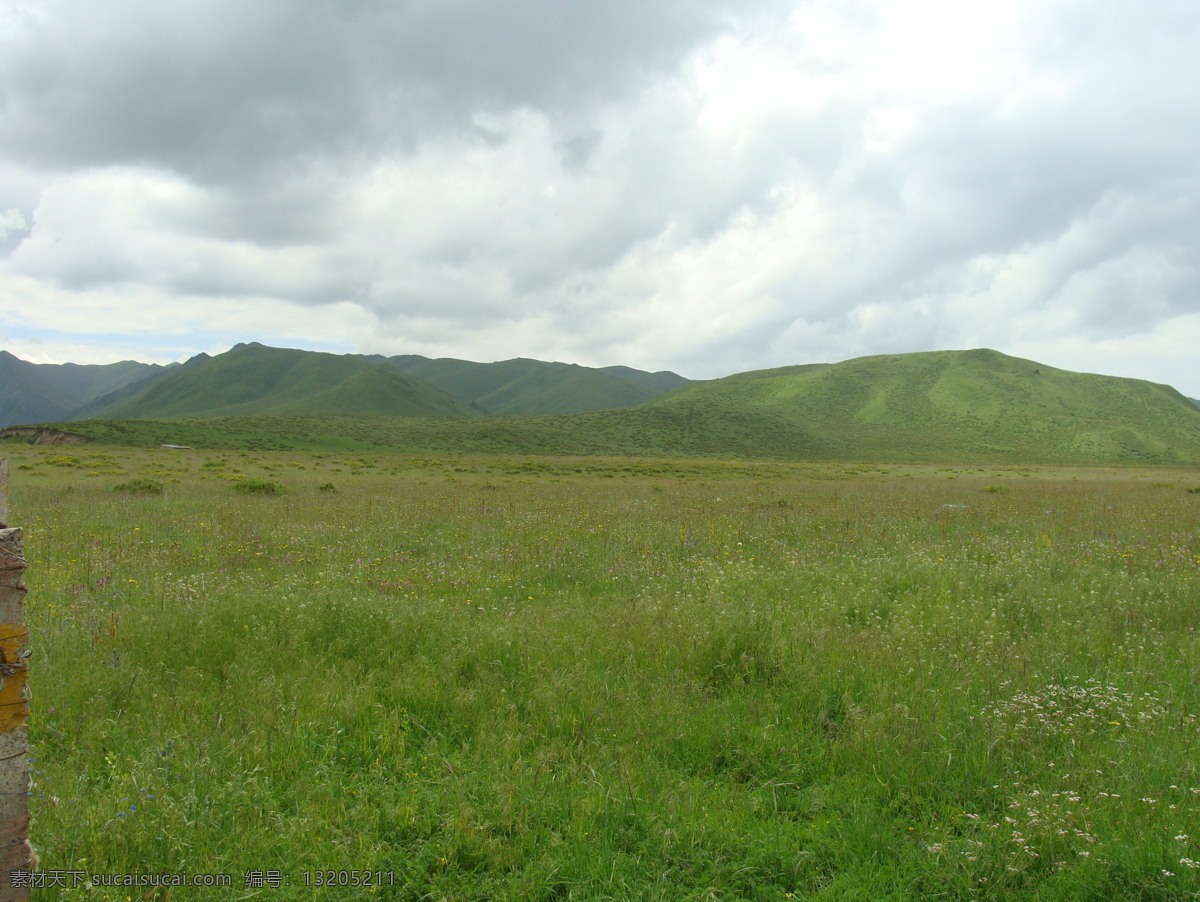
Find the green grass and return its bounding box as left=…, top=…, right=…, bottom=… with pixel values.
left=6, top=445, right=1200, bottom=899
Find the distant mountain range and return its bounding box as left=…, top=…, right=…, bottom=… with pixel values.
left=4, top=346, right=1200, bottom=465
left=0, top=343, right=690, bottom=428
left=0, top=350, right=165, bottom=429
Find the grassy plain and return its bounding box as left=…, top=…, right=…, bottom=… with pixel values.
left=6, top=445, right=1200, bottom=900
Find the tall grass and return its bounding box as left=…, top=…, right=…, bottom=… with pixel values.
left=7, top=445, right=1200, bottom=899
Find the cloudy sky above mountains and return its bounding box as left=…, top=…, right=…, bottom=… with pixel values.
left=2, top=0, right=1199, bottom=395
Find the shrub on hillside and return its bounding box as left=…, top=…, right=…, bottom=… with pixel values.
left=233, top=479, right=286, bottom=496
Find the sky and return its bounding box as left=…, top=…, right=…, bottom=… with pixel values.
left=1, top=0, right=1199, bottom=396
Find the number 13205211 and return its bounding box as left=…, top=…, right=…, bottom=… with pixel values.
left=304, top=870, right=397, bottom=887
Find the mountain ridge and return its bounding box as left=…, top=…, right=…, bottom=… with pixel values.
left=0, top=343, right=689, bottom=427
left=6, top=347, right=1200, bottom=465
left=73, top=343, right=477, bottom=419
left=0, top=350, right=164, bottom=429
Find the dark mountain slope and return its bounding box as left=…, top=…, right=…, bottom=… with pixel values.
left=0, top=351, right=162, bottom=428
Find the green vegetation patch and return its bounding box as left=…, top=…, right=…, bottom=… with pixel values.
left=232, top=477, right=286, bottom=495
left=45, top=454, right=82, bottom=467
left=111, top=478, right=165, bottom=495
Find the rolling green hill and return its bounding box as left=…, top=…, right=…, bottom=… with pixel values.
left=75, top=343, right=476, bottom=419
left=10, top=349, right=1200, bottom=465
left=632, top=348, right=1200, bottom=463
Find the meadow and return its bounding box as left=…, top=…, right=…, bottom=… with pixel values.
left=5, top=443, right=1200, bottom=900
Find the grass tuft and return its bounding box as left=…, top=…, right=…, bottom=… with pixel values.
left=111, top=478, right=165, bottom=495
left=232, top=478, right=286, bottom=495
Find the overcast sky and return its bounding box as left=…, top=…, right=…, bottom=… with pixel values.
left=2, top=0, right=1199, bottom=395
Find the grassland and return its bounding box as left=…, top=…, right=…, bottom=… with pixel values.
left=6, top=444, right=1200, bottom=899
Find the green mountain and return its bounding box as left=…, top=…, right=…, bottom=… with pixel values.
left=15, top=349, right=1200, bottom=466
left=69, top=352, right=213, bottom=418
left=382, top=355, right=689, bottom=414
left=626, top=348, right=1200, bottom=463
left=75, top=343, right=476, bottom=419
left=2, top=345, right=690, bottom=427
left=0, top=350, right=162, bottom=428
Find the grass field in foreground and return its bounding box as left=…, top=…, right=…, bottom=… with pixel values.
left=6, top=445, right=1200, bottom=900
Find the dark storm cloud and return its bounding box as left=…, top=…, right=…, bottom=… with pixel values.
left=0, top=0, right=752, bottom=183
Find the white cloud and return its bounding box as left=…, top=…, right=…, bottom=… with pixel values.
left=0, top=207, right=25, bottom=236
left=2, top=0, right=1200, bottom=396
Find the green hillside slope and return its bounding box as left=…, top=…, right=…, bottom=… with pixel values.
left=262, top=365, right=475, bottom=417
left=390, top=357, right=548, bottom=405
left=0, top=351, right=78, bottom=426
left=50, top=359, right=164, bottom=404
left=473, top=364, right=656, bottom=415
left=600, top=365, right=691, bottom=394
left=71, top=353, right=212, bottom=419
left=77, top=343, right=475, bottom=419
left=637, top=349, right=1200, bottom=463
left=389, top=356, right=688, bottom=414
left=4, top=346, right=687, bottom=427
